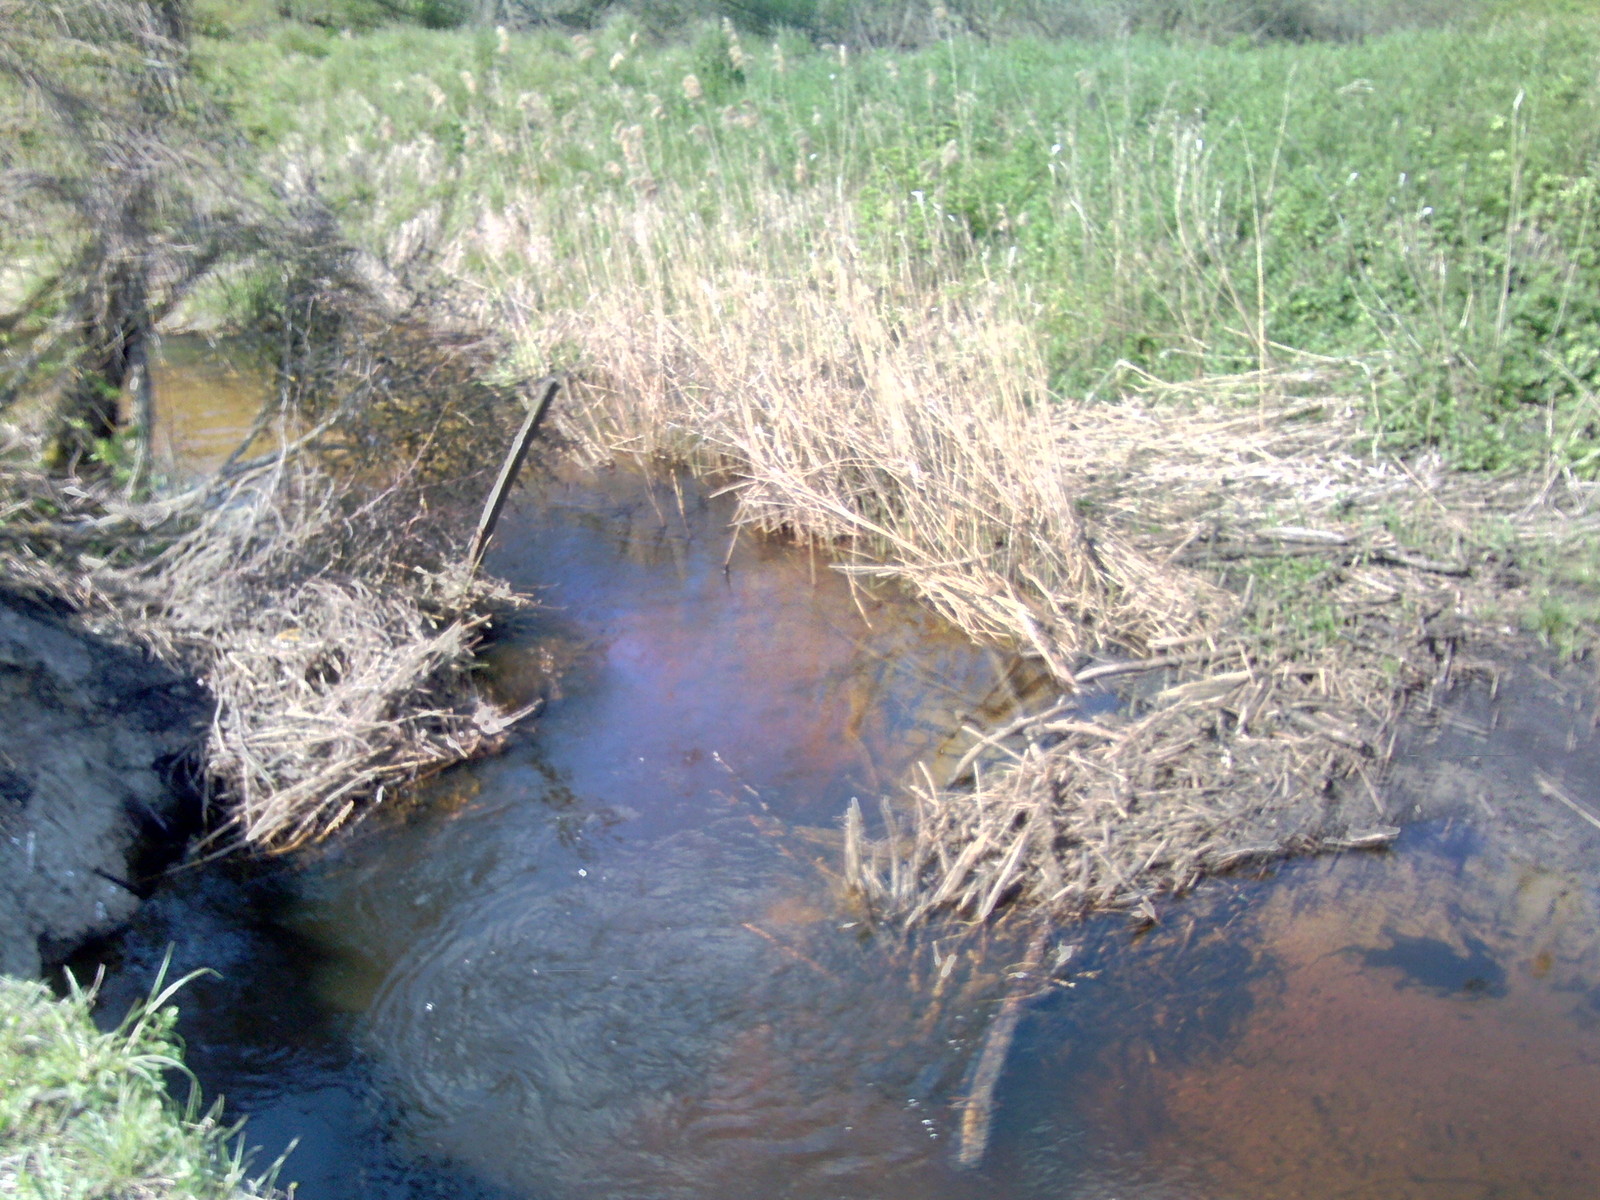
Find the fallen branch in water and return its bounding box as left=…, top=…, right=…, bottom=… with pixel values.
left=1534, top=772, right=1600, bottom=835
left=466, top=376, right=562, bottom=575
left=955, top=926, right=1053, bottom=1169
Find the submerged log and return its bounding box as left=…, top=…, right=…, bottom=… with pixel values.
left=955, top=926, right=1053, bottom=1169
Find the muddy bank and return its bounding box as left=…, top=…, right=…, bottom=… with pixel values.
left=0, top=588, right=205, bottom=978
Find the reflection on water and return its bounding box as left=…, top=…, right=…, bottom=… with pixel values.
left=151, top=335, right=273, bottom=473
left=90, top=396, right=1600, bottom=1199
left=993, top=816, right=1600, bottom=1200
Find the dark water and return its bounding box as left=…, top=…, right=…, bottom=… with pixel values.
left=86, top=350, right=1600, bottom=1199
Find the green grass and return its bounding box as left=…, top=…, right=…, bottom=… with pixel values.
left=0, top=972, right=276, bottom=1199
left=191, top=6, right=1600, bottom=474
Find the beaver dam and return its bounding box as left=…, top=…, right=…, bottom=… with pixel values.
left=78, top=378, right=1600, bottom=1198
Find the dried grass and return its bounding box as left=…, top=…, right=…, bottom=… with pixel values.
left=1, top=239, right=542, bottom=851
left=847, top=642, right=1407, bottom=925
left=460, top=180, right=1455, bottom=925
left=0, top=443, right=529, bottom=852
left=127, top=459, right=527, bottom=850
left=486, top=189, right=1224, bottom=671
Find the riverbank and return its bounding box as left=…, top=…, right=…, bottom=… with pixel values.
left=0, top=586, right=204, bottom=979
left=0, top=585, right=274, bottom=1197
left=173, top=2, right=1600, bottom=922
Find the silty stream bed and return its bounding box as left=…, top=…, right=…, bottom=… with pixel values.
left=78, top=343, right=1600, bottom=1199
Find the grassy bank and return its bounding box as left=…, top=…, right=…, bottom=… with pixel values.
left=186, top=7, right=1600, bottom=654
left=203, top=7, right=1600, bottom=473
left=0, top=974, right=272, bottom=1198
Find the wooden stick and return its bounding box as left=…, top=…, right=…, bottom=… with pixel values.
left=465, top=376, right=560, bottom=574
left=1534, top=772, right=1600, bottom=835
left=955, top=926, right=1050, bottom=1169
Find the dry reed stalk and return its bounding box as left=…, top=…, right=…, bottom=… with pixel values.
left=955, top=925, right=1050, bottom=1169
left=442, top=154, right=1470, bottom=926
left=842, top=640, right=1410, bottom=925
left=476, top=186, right=1227, bottom=673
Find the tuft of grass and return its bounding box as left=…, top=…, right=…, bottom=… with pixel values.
left=0, top=969, right=278, bottom=1200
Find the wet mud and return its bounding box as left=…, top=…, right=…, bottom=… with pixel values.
left=0, top=588, right=205, bottom=977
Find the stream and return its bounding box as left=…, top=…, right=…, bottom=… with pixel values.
left=79, top=341, right=1600, bottom=1199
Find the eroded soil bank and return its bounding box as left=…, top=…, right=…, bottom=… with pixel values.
left=0, top=588, right=205, bottom=978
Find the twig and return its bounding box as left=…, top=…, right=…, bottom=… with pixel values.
left=946, top=697, right=1077, bottom=784
left=1367, top=547, right=1470, bottom=577
left=1074, top=654, right=1192, bottom=684
left=1534, top=772, right=1600, bottom=835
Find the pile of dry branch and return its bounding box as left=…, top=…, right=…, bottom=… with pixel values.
left=121, top=460, right=526, bottom=850
left=3, top=247, right=542, bottom=851
left=831, top=374, right=1495, bottom=924
left=847, top=642, right=1414, bottom=925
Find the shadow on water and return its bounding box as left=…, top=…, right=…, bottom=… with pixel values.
left=989, top=813, right=1600, bottom=1200
left=85, top=346, right=1600, bottom=1199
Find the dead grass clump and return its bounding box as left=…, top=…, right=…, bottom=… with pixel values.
left=488, top=189, right=1221, bottom=671
left=846, top=643, right=1407, bottom=925
left=2, top=203, right=545, bottom=851
left=1053, top=364, right=1408, bottom=535
left=259, top=222, right=534, bottom=505
left=159, top=260, right=551, bottom=848
left=121, top=454, right=530, bottom=850
left=0, top=438, right=530, bottom=852
left=136, top=271, right=544, bottom=848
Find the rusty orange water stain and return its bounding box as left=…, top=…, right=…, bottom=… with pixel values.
left=1147, top=957, right=1599, bottom=1198
left=1040, top=831, right=1600, bottom=1200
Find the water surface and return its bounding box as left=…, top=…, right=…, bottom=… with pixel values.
left=89, top=351, right=1600, bottom=1199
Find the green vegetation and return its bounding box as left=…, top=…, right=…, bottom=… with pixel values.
left=0, top=973, right=273, bottom=1199
left=192, top=0, right=1495, bottom=44
left=188, top=3, right=1600, bottom=476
